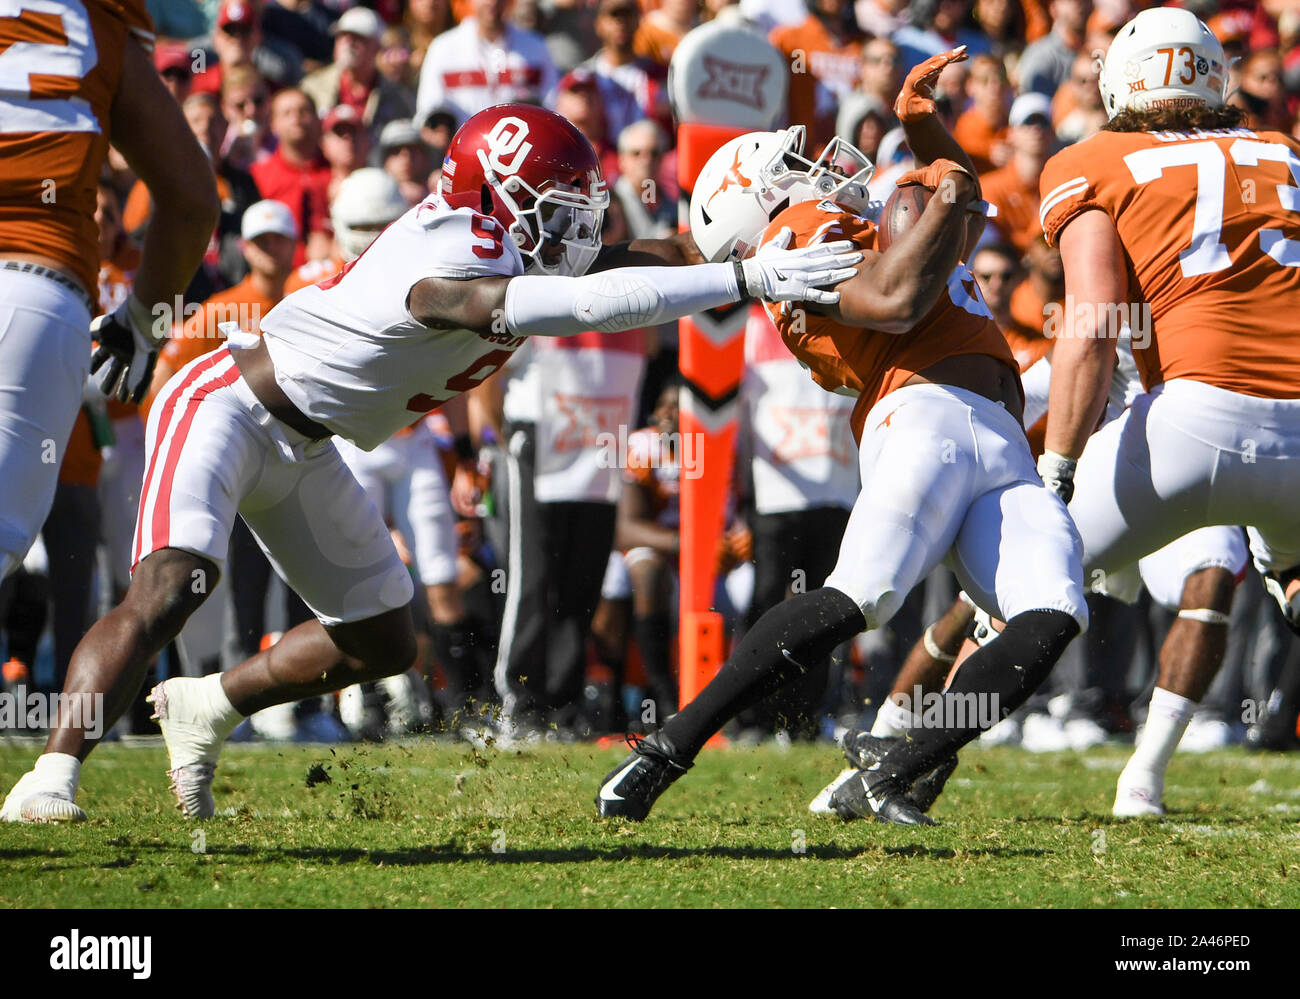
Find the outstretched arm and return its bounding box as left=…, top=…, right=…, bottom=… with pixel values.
left=829, top=161, right=977, bottom=334
left=406, top=236, right=861, bottom=336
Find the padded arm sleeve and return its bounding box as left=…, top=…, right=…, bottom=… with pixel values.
left=503, top=263, right=741, bottom=337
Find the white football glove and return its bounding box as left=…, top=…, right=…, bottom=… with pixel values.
left=740, top=227, right=863, bottom=305
left=1037, top=449, right=1077, bottom=504
left=90, top=294, right=164, bottom=405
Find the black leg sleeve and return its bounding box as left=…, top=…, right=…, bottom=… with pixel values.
left=658, top=587, right=867, bottom=760
left=877, top=608, right=1081, bottom=784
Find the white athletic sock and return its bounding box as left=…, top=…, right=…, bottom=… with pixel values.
left=32, top=752, right=81, bottom=800
left=871, top=698, right=917, bottom=738
left=199, top=673, right=245, bottom=737
left=1127, top=687, right=1197, bottom=777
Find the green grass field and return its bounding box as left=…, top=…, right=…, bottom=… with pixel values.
left=2, top=739, right=1299, bottom=908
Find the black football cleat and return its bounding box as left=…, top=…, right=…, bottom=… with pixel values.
left=841, top=729, right=894, bottom=770
left=909, top=754, right=958, bottom=812
left=829, top=769, right=936, bottom=826
left=840, top=729, right=958, bottom=813
left=595, top=732, right=691, bottom=820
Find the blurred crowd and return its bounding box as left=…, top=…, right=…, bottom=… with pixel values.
left=2, top=0, right=1299, bottom=750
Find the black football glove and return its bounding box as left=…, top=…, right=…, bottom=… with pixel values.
left=90, top=295, right=163, bottom=404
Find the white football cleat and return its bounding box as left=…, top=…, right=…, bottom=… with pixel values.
left=1113, top=783, right=1166, bottom=817
left=148, top=678, right=234, bottom=819
left=809, top=767, right=858, bottom=814
left=1, top=771, right=86, bottom=823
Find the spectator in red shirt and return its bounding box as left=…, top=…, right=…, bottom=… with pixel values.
left=193, top=1, right=304, bottom=97
left=300, top=6, right=416, bottom=144
left=250, top=87, right=333, bottom=264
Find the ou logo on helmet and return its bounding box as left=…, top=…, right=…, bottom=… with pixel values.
left=480, top=117, right=533, bottom=177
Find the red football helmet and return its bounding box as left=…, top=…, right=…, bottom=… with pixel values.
left=440, top=104, right=609, bottom=276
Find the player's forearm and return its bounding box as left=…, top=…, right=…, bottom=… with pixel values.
left=902, top=114, right=979, bottom=182
left=840, top=177, right=973, bottom=332
left=504, top=263, right=742, bottom=337
left=1044, top=335, right=1111, bottom=458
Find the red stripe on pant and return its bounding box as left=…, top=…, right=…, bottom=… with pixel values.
left=132, top=349, right=233, bottom=569
left=148, top=362, right=243, bottom=558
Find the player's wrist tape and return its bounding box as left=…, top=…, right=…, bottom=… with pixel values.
left=733, top=259, right=752, bottom=300
left=1178, top=608, right=1231, bottom=625
left=1037, top=449, right=1077, bottom=482
left=504, top=264, right=740, bottom=337
left=922, top=623, right=957, bottom=663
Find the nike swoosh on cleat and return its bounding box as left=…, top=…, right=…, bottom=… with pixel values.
left=598, top=757, right=643, bottom=802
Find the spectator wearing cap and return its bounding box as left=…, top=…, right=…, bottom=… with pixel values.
left=250, top=88, right=334, bottom=265
left=952, top=52, right=1011, bottom=173
left=147, top=200, right=298, bottom=405
left=575, top=0, right=668, bottom=141
left=380, top=120, right=434, bottom=205
left=893, top=0, right=992, bottom=73
left=415, top=0, right=558, bottom=125
left=554, top=72, right=619, bottom=181
left=634, top=0, right=698, bottom=68
left=1016, top=0, right=1091, bottom=96
left=193, top=0, right=304, bottom=97
left=321, top=104, right=373, bottom=200
left=613, top=120, right=674, bottom=240
left=771, top=0, right=864, bottom=147
left=301, top=6, right=416, bottom=143
left=155, top=43, right=195, bottom=104
left=979, top=92, right=1055, bottom=253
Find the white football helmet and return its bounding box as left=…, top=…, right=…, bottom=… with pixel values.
left=331, top=168, right=410, bottom=260
left=689, top=126, right=873, bottom=263
left=1098, top=8, right=1228, bottom=120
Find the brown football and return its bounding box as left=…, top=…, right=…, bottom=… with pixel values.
left=876, top=183, right=932, bottom=251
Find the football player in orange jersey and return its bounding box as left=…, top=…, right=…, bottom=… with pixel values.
left=1037, top=6, right=1300, bottom=815
left=596, top=48, right=1090, bottom=826
left=0, top=1, right=218, bottom=598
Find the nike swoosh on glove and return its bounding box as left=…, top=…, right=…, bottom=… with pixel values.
left=741, top=226, right=863, bottom=305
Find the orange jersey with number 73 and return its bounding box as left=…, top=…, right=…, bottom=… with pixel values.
left=0, top=0, right=155, bottom=298
left=1040, top=126, right=1300, bottom=398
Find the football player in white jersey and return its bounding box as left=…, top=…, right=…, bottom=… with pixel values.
left=2, top=104, right=863, bottom=823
